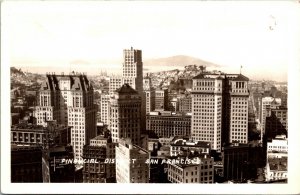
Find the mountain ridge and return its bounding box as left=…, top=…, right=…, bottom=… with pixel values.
left=143, top=55, right=220, bottom=67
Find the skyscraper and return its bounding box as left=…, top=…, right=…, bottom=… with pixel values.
left=122, top=47, right=143, bottom=93
left=34, top=73, right=97, bottom=161
left=191, top=74, right=223, bottom=151
left=109, top=84, right=141, bottom=145
left=227, top=74, right=249, bottom=144
left=106, top=47, right=146, bottom=131
left=191, top=73, right=249, bottom=151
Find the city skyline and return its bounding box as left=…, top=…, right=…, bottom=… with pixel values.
left=4, top=46, right=297, bottom=194
left=3, top=1, right=299, bottom=81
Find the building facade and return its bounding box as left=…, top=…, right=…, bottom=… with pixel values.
left=100, top=93, right=110, bottom=126
left=222, top=143, right=249, bottom=182
left=11, top=122, right=71, bottom=147
left=155, top=89, right=168, bottom=111
left=82, top=135, right=116, bottom=183
left=146, top=111, right=191, bottom=138
left=267, top=135, right=288, bottom=159
left=109, top=77, right=137, bottom=95
left=170, top=136, right=211, bottom=157
left=34, top=73, right=97, bottom=161
left=42, top=145, right=75, bottom=183
left=260, top=97, right=281, bottom=134
left=265, top=106, right=288, bottom=140
left=167, top=155, right=214, bottom=183
left=115, top=138, right=150, bottom=183
left=11, top=145, right=43, bottom=182
left=178, top=94, right=192, bottom=113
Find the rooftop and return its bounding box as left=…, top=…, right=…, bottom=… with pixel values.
left=115, top=83, right=138, bottom=94
left=171, top=136, right=211, bottom=148
left=11, top=122, right=69, bottom=131
left=231, top=74, right=249, bottom=81
left=91, top=135, right=107, bottom=140
left=41, top=74, right=93, bottom=91
left=268, top=157, right=287, bottom=171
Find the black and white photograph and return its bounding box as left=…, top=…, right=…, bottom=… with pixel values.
left=1, top=1, right=300, bottom=194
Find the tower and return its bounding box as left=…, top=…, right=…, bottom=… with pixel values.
left=191, top=73, right=249, bottom=151
left=191, top=74, right=223, bottom=151
left=227, top=74, right=250, bottom=144
left=122, top=47, right=143, bottom=93
left=109, top=84, right=141, bottom=145
left=34, top=73, right=97, bottom=161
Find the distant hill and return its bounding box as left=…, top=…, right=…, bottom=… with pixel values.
left=11, top=67, right=25, bottom=76
left=144, top=55, right=220, bottom=67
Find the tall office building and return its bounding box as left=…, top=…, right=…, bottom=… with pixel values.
left=115, top=138, right=150, bottom=183
left=108, top=47, right=143, bottom=94
left=100, top=93, right=110, bottom=126
left=34, top=73, right=97, bottom=161
left=226, top=74, right=249, bottom=144
left=191, top=73, right=249, bottom=151
left=143, top=76, right=155, bottom=114
left=191, top=74, right=223, bottom=151
left=107, top=47, right=146, bottom=130
left=109, top=84, right=141, bottom=145
left=122, top=47, right=143, bottom=93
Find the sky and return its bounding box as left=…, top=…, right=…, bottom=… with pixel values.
left=3, top=1, right=300, bottom=81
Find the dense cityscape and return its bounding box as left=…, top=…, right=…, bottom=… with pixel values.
left=10, top=47, right=288, bottom=184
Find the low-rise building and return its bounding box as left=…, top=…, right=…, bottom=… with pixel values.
left=11, top=121, right=71, bottom=146
left=167, top=155, right=214, bottom=183
left=170, top=136, right=211, bottom=157
left=265, top=156, right=287, bottom=182
left=82, top=135, right=116, bottom=183
left=267, top=135, right=288, bottom=154
left=146, top=111, right=191, bottom=138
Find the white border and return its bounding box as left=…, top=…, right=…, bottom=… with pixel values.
left=1, top=1, right=300, bottom=194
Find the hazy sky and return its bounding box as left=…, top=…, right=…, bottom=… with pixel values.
left=3, top=1, right=300, bottom=81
